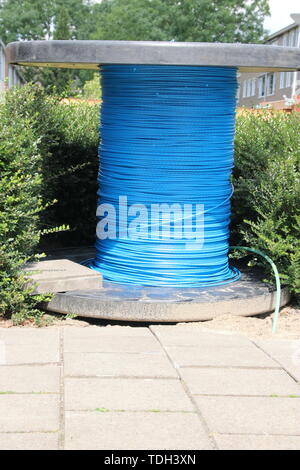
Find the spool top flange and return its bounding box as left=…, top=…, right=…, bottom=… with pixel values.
left=6, top=40, right=300, bottom=72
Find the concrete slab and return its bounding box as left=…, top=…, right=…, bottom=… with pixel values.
left=64, top=325, right=151, bottom=338
left=64, top=352, right=178, bottom=378
left=23, top=259, right=102, bottom=294
left=0, top=328, right=60, bottom=364
left=152, top=325, right=253, bottom=347
left=0, top=395, right=59, bottom=432
left=1, top=324, right=299, bottom=449
left=65, top=377, right=193, bottom=411
left=6, top=40, right=300, bottom=72
left=0, top=432, right=59, bottom=450
left=64, top=327, right=160, bottom=353
left=0, top=365, right=60, bottom=393
left=65, top=411, right=212, bottom=450
left=215, top=434, right=300, bottom=451
left=165, top=344, right=278, bottom=368
left=180, top=367, right=300, bottom=396
left=256, top=339, right=300, bottom=382
left=195, top=396, right=300, bottom=435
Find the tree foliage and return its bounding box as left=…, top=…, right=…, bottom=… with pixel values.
left=90, top=0, right=270, bottom=43
left=0, top=0, right=271, bottom=45
left=53, top=6, right=72, bottom=40
left=0, top=0, right=92, bottom=43
left=0, top=0, right=95, bottom=93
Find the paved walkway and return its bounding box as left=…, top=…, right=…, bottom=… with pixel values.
left=0, top=324, right=299, bottom=450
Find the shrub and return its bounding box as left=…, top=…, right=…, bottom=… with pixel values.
left=1, top=84, right=99, bottom=322
left=41, top=100, right=99, bottom=247
left=4, top=85, right=100, bottom=248
left=0, top=85, right=51, bottom=323
left=233, top=111, right=300, bottom=300
left=82, top=73, right=102, bottom=100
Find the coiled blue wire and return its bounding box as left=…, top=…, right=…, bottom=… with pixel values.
left=90, top=64, right=240, bottom=287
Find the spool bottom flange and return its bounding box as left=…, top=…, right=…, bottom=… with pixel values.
left=44, top=272, right=290, bottom=322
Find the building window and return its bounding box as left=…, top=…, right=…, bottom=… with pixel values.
left=295, top=28, right=299, bottom=47
left=267, top=73, right=276, bottom=96
left=280, top=72, right=293, bottom=90
left=251, top=78, right=256, bottom=96
left=286, top=71, right=293, bottom=87
left=247, top=79, right=252, bottom=97
left=283, top=34, right=289, bottom=46
left=258, top=75, right=266, bottom=98
left=242, top=78, right=256, bottom=98
left=258, top=73, right=276, bottom=98
left=281, top=29, right=297, bottom=47
left=288, top=30, right=296, bottom=47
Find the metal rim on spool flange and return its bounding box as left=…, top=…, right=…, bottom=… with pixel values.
left=6, top=40, right=300, bottom=72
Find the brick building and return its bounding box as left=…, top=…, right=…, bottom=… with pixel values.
left=239, top=13, right=300, bottom=109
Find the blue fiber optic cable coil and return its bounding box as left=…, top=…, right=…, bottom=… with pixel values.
left=89, top=65, right=240, bottom=287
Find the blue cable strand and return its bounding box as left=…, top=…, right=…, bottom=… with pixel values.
left=89, top=65, right=240, bottom=287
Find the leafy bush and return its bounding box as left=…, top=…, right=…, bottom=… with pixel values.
left=0, top=85, right=51, bottom=323
left=82, top=73, right=102, bottom=100
left=0, top=84, right=99, bottom=323
left=41, top=99, right=99, bottom=247
left=233, top=111, right=300, bottom=299
left=0, top=83, right=99, bottom=323
left=4, top=85, right=100, bottom=248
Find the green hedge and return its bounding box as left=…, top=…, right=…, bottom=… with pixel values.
left=0, top=85, right=299, bottom=324
left=3, top=85, right=100, bottom=248
left=40, top=99, right=99, bottom=247
left=0, top=84, right=99, bottom=323
left=0, top=85, right=50, bottom=323
left=232, top=111, right=300, bottom=299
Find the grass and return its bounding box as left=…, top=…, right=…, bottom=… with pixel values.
left=271, top=394, right=300, bottom=398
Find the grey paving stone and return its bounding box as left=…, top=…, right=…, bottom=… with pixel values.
left=0, top=395, right=59, bottom=432
left=65, top=411, right=212, bottom=450
left=180, top=367, right=300, bottom=396
left=64, top=352, right=177, bottom=378
left=0, top=365, right=60, bottom=393
left=0, top=432, right=59, bottom=450
left=65, top=377, right=193, bottom=411
left=0, top=328, right=60, bottom=364
left=165, top=344, right=278, bottom=368
left=152, top=325, right=252, bottom=348
left=256, top=339, right=300, bottom=382
left=64, top=325, right=151, bottom=338
left=64, top=328, right=160, bottom=353
left=215, top=434, right=300, bottom=450
left=195, top=396, right=300, bottom=435
left=23, top=258, right=102, bottom=294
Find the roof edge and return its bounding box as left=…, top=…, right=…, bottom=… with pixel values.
left=267, top=13, right=300, bottom=41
